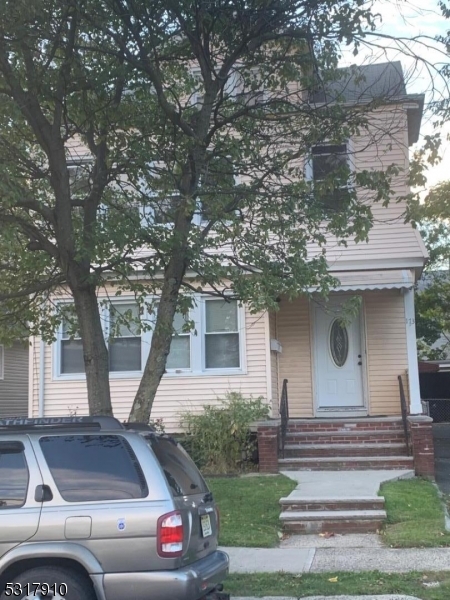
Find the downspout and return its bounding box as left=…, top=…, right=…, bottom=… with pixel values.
left=38, top=338, right=45, bottom=417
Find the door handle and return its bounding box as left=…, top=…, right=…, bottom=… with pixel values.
left=35, top=484, right=53, bottom=503
left=358, top=361, right=362, bottom=366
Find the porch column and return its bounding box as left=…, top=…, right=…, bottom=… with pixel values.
left=403, top=287, right=422, bottom=415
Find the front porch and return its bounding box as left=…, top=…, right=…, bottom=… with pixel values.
left=269, top=284, right=422, bottom=419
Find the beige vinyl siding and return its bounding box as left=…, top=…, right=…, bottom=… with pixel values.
left=271, top=290, right=408, bottom=417
left=0, top=343, right=29, bottom=417
left=307, top=106, right=427, bottom=267
left=269, top=312, right=279, bottom=415
left=276, top=296, right=314, bottom=417
left=30, top=306, right=269, bottom=431
left=363, top=289, right=407, bottom=415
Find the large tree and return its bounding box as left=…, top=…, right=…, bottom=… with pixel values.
left=0, top=0, right=407, bottom=420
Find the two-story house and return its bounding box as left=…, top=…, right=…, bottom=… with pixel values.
left=27, top=61, right=428, bottom=473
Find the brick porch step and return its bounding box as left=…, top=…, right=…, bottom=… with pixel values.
left=280, top=509, right=386, bottom=534
left=285, top=430, right=406, bottom=444
left=283, top=442, right=408, bottom=458
left=278, top=455, right=414, bottom=470
left=287, top=417, right=404, bottom=433
left=279, top=496, right=385, bottom=512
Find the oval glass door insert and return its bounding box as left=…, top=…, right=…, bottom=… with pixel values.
left=330, top=319, right=349, bottom=367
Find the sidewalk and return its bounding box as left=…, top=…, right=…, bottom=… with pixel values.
left=220, top=536, right=450, bottom=574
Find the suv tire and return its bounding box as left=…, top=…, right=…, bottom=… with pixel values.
left=0, top=566, right=97, bottom=600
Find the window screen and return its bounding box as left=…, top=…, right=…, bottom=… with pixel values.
left=147, top=436, right=208, bottom=497
left=40, top=435, right=148, bottom=502
left=0, top=443, right=28, bottom=508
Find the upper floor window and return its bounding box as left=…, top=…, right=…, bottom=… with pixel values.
left=67, top=159, right=91, bottom=197
left=309, top=143, right=352, bottom=211
left=0, top=345, right=4, bottom=379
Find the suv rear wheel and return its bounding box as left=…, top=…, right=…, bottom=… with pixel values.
left=0, top=566, right=96, bottom=600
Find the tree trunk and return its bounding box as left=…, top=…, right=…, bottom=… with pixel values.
left=72, top=285, right=113, bottom=416
left=128, top=265, right=184, bottom=423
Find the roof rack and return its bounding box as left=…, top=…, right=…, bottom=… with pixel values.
left=0, top=416, right=125, bottom=432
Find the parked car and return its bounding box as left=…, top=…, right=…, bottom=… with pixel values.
left=0, top=416, right=229, bottom=600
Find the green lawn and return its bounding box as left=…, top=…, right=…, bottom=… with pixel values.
left=207, top=474, right=296, bottom=547
left=224, top=571, right=450, bottom=599
left=379, top=478, right=450, bottom=547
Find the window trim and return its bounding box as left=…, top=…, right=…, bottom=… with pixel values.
left=53, top=294, right=247, bottom=381
left=201, top=296, right=245, bottom=374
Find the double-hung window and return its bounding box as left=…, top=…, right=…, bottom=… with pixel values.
left=109, top=303, right=142, bottom=372
left=57, top=302, right=141, bottom=376
left=56, top=296, right=243, bottom=378
left=308, top=143, right=352, bottom=211
left=166, top=311, right=191, bottom=370
left=60, top=312, right=84, bottom=375
left=204, top=299, right=240, bottom=369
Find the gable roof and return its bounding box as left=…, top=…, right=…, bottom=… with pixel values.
left=310, top=61, right=424, bottom=146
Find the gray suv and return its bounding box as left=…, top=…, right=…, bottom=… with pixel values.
left=0, top=416, right=229, bottom=600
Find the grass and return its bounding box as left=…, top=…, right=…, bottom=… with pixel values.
left=207, top=474, right=296, bottom=547
left=224, top=571, right=450, bottom=599
left=379, top=478, right=450, bottom=547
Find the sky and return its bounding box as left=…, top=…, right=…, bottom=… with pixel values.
left=340, top=0, right=449, bottom=194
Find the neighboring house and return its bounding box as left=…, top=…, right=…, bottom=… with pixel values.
left=0, top=342, right=29, bottom=417
left=28, top=61, right=427, bottom=433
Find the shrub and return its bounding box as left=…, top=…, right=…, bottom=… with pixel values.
left=181, top=392, right=269, bottom=474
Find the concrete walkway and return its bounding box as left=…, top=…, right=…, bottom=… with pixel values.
left=280, top=469, right=414, bottom=498
left=221, top=542, right=450, bottom=574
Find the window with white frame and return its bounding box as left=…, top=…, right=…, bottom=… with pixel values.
left=308, top=143, right=352, bottom=211
left=60, top=313, right=84, bottom=375
left=198, top=157, right=240, bottom=223
left=204, top=299, right=240, bottom=369
left=166, top=311, right=191, bottom=370
left=55, top=296, right=243, bottom=379
left=109, top=303, right=142, bottom=372
left=0, top=345, right=4, bottom=379
left=67, top=159, right=92, bottom=197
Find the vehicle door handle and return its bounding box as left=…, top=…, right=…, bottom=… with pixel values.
left=35, top=484, right=53, bottom=503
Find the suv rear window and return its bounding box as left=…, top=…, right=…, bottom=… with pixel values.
left=40, top=435, right=148, bottom=502
left=0, top=442, right=28, bottom=508
left=147, top=436, right=208, bottom=497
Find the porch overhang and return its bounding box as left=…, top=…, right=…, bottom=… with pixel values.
left=327, top=269, right=414, bottom=292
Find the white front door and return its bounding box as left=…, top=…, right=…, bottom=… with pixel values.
left=313, top=297, right=365, bottom=413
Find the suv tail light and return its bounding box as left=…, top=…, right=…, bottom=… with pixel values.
left=157, top=511, right=184, bottom=557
